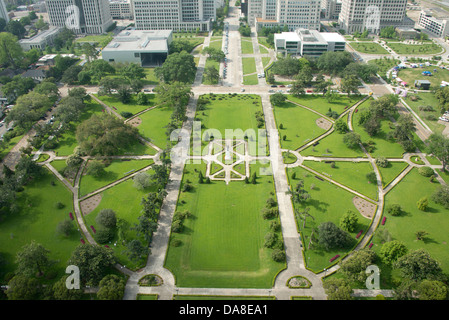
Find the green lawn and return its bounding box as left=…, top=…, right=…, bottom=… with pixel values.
left=243, top=74, right=258, bottom=85
left=287, top=94, right=363, bottom=118
left=377, top=161, right=409, bottom=188
left=0, top=133, right=24, bottom=160
left=82, top=174, right=156, bottom=270
left=259, top=45, right=269, bottom=54
left=79, top=159, right=154, bottom=197
left=349, top=42, right=389, bottom=54
left=136, top=105, right=175, bottom=149
left=95, top=93, right=156, bottom=116
left=242, top=57, right=257, bottom=75
left=241, top=39, right=254, bottom=54
left=164, top=161, right=286, bottom=288
left=262, top=57, right=271, bottom=68
left=195, top=94, right=267, bottom=156
left=377, top=168, right=449, bottom=274
left=77, top=33, right=113, bottom=47
left=274, top=102, right=328, bottom=150
left=302, top=160, right=378, bottom=201
left=368, top=58, right=400, bottom=76
left=258, top=37, right=273, bottom=49
left=208, top=39, right=223, bottom=50
left=142, top=68, right=160, bottom=86
left=386, top=42, right=444, bottom=55
left=286, top=166, right=373, bottom=272
left=398, top=67, right=449, bottom=91
left=0, top=168, right=79, bottom=281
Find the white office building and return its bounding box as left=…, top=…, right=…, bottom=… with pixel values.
left=101, top=29, right=172, bottom=66
left=132, top=0, right=224, bottom=32
left=248, top=0, right=321, bottom=31
left=274, top=28, right=345, bottom=56
left=45, top=0, right=114, bottom=34
left=321, top=0, right=341, bottom=20
left=109, top=0, right=133, bottom=19
left=0, top=0, right=9, bottom=22
left=338, top=0, right=413, bottom=34
left=19, top=26, right=62, bottom=50
left=418, top=10, right=449, bottom=38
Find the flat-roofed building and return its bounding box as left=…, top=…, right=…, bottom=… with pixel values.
left=101, top=29, right=172, bottom=67
left=321, top=0, right=342, bottom=20
left=19, top=26, right=62, bottom=50
left=418, top=10, right=449, bottom=38
left=109, top=0, right=133, bottom=19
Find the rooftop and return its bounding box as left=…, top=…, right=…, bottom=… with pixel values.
left=19, top=26, right=62, bottom=44
left=319, top=32, right=345, bottom=43
left=103, top=30, right=172, bottom=53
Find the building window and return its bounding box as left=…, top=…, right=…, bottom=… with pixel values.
left=134, top=53, right=140, bottom=58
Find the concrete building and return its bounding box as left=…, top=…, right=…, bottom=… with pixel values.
left=248, top=0, right=321, bottom=31
left=45, top=0, right=114, bottom=34
left=418, top=10, right=449, bottom=38
left=274, top=28, right=345, bottom=56
left=132, top=0, right=224, bottom=32
left=0, top=0, right=9, bottom=23
left=109, top=0, right=133, bottom=19
left=338, top=0, right=413, bottom=34
left=395, top=26, right=419, bottom=40
left=101, top=29, right=172, bottom=66
left=19, top=26, right=62, bottom=51
left=321, top=0, right=341, bottom=20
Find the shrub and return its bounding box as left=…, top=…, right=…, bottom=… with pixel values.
left=264, top=232, right=278, bottom=248
left=417, top=197, right=428, bottom=211
left=271, top=249, right=286, bottom=262
left=120, top=111, right=133, bottom=118
left=418, top=166, right=434, bottom=177
left=375, top=157, right=389, bottom=168
left=172, top=220, right=183, bottom=233
left=261, top=207, right=279, bottom=219
left=54, top=202, right=65, bottom=209
left=96, top=209, right=117, bottom=229
left=95, top=228, right=115, bottom=244
left=86, top=160, right=106, bottom=177
left=182, top=183, right=193, bottom=192
left=387, top=204, right=402, bottom=216
left=270, top=221, right=281, bottom=232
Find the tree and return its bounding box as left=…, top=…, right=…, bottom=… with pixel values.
left=133, top=171, right=152, bottom=190
left=432, top=185, right=449, bottom=209
left=97, top=275, right=126, bottom=300
left=316, top=51, right=353, bottom=75
left=52, top=276, right=83, bottom=300
left=426, top=133, right=449, bottom=172
left=15, top=241, right=51, bottom=277
left=34, top=81, right=60, bottom=100
left=7, top=20, right=26, bottom=39
left=76, top=114, right=139, bottom=156
left=96, top=209, right=117, bottom=229
left=340, top=248, right=376, bottom=283
left=204, top=65, right=220, bottom=84
left=417, top=197, right=428, bottom=211
left=339, top=210, right=358, bottom=232
left=266, top=72, right=275, bottom=84
left=81, top=42, right=98, bottom=61
left=125, top=239, right=149, bottom=263
left=117, top=85, right=132, bottom=104
left=56, top=219, right=75, bottom=237
left=340, top=73, right=360, bottom=96
left=202, top=47, right=225, bottom=62
left=155, top=51, right=196, bottom=83
left=86, top=160, right=105, bottom=177
left=394, top=249, right=444, bottom=281
left=83, top=59, right=115, bottom=83
left=238, top=24, right=251, bottom=37
left=379, top=240, right=407, bottom=265
left=271, top=56, right=302, bottom=76
left=417, top=280, right=448, bottom=300
left=6, top=275, right=40, bottom=300
left=116, top=62, right=146, bottom=81
left=295, top=207, right=314, bottom=228
left=68, top=244, right=116, bottom=286
left=335, top=119, right=349, bottom=134
left=287, top=179, right=310, bottom=204
left=317, top=221, right=351, bottom=251
left=6, top=92, right=52, bottom=129
left=387, top=204, right=402, bottom=216
left=343, top=132, right=361, bottom=149
left=323, top=278, right=353, bottom=300
left=394, top=114, right=416, bottom=145
left=295, top=64, right=313, bottom=86
left=0, top=32, right=24, bottom=69
left=154, top=81, right=192, bottom=121
left=415, top=230, right=429, bottom=241
left=270, top=92, right=286, bottom=106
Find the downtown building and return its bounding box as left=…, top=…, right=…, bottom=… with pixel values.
left=109, top=0, right=133, bottom=19
left=338, top=0, right=414, bottom=34
left=45, top=0, right=114, bottom=34
left=418, top=10, right=449, bottom=38
left=247, top=0, right=321, bottom=32
left=321, top=0, right=341, bottom=20
left=132, top=0, right=224, bottom=32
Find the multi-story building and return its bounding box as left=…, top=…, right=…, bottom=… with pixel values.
left=0, top=0, right=9, bottom=23
left=418, top=10, right=449, bottom=38
left=274, top=28, right=345, bottom=56
left=132, top=0, right=224, bottom=32
left=45, top=0, right=114, bottom=34
left=321, top=0, right=341, bottom=20
left=338, top=0, right=413, bottom=34
left=19, top=26, right=62, bottom=50
left=248, top=0, right=321, bottom=31
left=109, top=0, right=133, bottom=19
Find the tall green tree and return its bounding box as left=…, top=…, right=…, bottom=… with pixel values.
left=15, top=241, right=51, bottom=277
left=426, top=133, right=449, bottom=172
left=0, top=32, right=24, bottom=68
left=155, top=51, right=196, bottom=83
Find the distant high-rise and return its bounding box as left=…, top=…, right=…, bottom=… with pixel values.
left=247, top=0, right=321, bottom=31
left=45, top=0, right=114, bottom=34
left=132, top=0, right=224, bottom=32
left=0, top=0, right=9, bottom=23
left=338, top=0, right=413, bottom=34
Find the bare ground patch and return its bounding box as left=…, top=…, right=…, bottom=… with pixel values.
left=353, top=196, right=376, bottom=219
left=316, top=117, right=332, bottom=130
left=127, top=117, right=142, bottom=127
left=80, top=193, right=102, bottom=215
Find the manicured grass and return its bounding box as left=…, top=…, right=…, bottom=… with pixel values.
left=164, top=161, right=286, bottom=288
left=286, top=166, right=372, bottom=272
left=95, top=93, right=156, bottom=116
left=83, top=174, right=156, bottom=270
left=282, top=151, right=297, bottom=164
left=196, top=94, right=267, bottom=156
left=242, top=57, right=257, bottom=75
left=437, top=169, right=449, bottom=185
left=397, top=67, right=449, bottom=91
left=287, top=94, right=363, bottom=118
left=262, top=57, right=271, bottom=68
left=274, top=102, right=328, bottom=150
left=368, top=58, right=400, bottom=76
left=241, top=39, right=254, bottom=54
left=403, top=93, right=447, bottom=135
left=0, top=168, right=79, bottom=280
left=258, top=37, right=273, bottom=49
left=136, top=105, right=175, bottom=149
left=79, top=159, right=154, bottom=197
left=0, top=133, right=25, bottom=160
left=137, top=294, right=159, bottom=300
left=243, top=74, right=258, bottom=85
left=377, top=161, right=409, bottom=188
left=259, top=45, right=269, bottom=54
left=302, top=160, right=378, bottom=201
left=142, top=68, right=159, bottom=86
left=349, top=42, right=389, bottom=54
left=378, top=168, right=449, bottom=274
left=77, top=33, right=113, bottom=47
left=426, top=155, right=441, bottom=166
left=208, top=39, right=223, bottom=50
left=301, top=130, right=366, bottom=158
left=386, top=42, right=443, bottom=55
